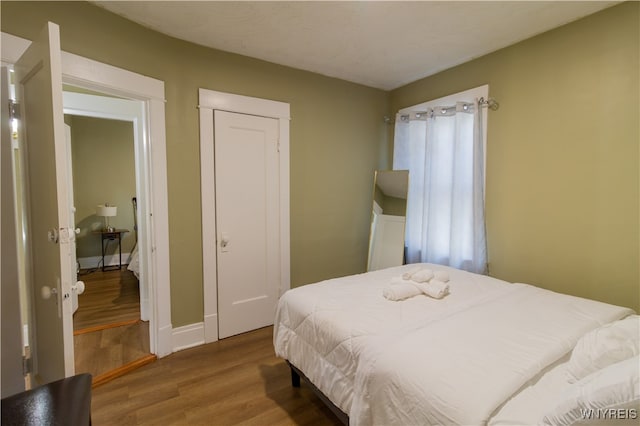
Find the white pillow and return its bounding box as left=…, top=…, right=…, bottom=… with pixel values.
left=567, top=315, right=640, bottom=383
left=543, top=355, right=640, bottom=425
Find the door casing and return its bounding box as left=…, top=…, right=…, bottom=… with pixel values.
left=2, top=30, right=173, bottom=359
left=199, top=89, right=290, bottom=343
left=63, top=91, right=150, bottom=322
left=1, top=67, right=26, bottom=396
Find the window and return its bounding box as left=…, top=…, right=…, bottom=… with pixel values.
left=393, top=85, right=489, bottom=274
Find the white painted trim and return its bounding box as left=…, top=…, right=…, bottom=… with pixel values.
left=198, top=90, right=290, bottom=119
left=61, top=53, right=164, bottom=102
left=63, top=91, right=142, bottom=121
left=171, top=322, right=205, bottom=352
left=199, top=107, right=219, bottom=344
left=278, top=121, right=291, bottom=297
left=3, top=31, right=172, bottom=358
left=2, top=33, right=164, bottom=101
left=77, top=253, right=132, bottom=270
left=199, top=89, right=291, bottom=342
left=1, top=65, right=26, bottom=395
left=147, top=97, right=171, bottom=357
left=63, top=91, right=150, bottom=323
left=204, top=313, right=219, bottom=343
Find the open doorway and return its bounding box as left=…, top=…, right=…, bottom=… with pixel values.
left=63, top=108, right=152, bottom=380
left=2, top=29, right=172, bottom=389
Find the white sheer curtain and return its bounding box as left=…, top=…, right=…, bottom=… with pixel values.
left=393, top=100, right=487, bottom=274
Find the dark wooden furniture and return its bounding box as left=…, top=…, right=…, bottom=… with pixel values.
left=287, top=361, right=349, bottom=425
left=1, top=373, right=92, bottom=426
left=95, top=229, right=128, bottom=271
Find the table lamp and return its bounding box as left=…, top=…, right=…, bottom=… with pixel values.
left=96, top=204, right=117, bottom=232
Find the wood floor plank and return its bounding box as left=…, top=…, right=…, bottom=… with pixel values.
left=92, top=355, right=157, bottom=388
left=73, top=267, right=151, bottom=386
left=91, top=326, right=342, bottom=426
left=75, top=321, right=150, bottom=381
left=74, top=269, right=140, bottom=331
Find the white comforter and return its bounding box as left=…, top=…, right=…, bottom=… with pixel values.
left=273, top=264, right=633, bottom=425
left=274, top=264, right=515, bottom=414
left=350, top=284, right=632, bottom=425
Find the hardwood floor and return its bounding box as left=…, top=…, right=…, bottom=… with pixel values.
left=74, top=268, right=140, bottom=331
left=74, top=268, right=151, bottom=385
left=91, top=326, right=343, bottom=426
left=75, top=320, right=153, bottom=384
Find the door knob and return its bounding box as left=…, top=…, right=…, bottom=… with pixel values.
left=72, top=281, right=85, bottom=295
left=41, top=286, right=58, bottom=300
left=220, top=234, right=230, bottom=252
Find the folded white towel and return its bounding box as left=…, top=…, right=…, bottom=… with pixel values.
left=433, top=270, right=450, bottom=283
left=383, top=281, right=422, bottom=301
left=401, top=266, right=423, bottom=280
left=410, top=269, right=434, bottom=283
left=414, top=279, right=450, bottom=299
left=389, top=276, right=407, bottom=286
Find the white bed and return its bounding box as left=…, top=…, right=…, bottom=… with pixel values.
left=273, top=264, right=638, bottom=425
left=127, top=243, right=140, bottom=279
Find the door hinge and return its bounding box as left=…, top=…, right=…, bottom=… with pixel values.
left=22, top=356, right=32, bottom=376
left=9, top=100, right=20, bottom=120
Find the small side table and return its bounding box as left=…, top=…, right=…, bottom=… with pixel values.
left=94, top=229, right=129, bottom=271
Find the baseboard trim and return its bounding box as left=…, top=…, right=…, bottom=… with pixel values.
left=156, top=324, right=173, bottom=358
left=204, top=313, right=219, bottom=343
left=78, top=253, right=132, bottom=270
left=74, top=319, right=141, bottom=336
left=92, top=354, right=157, bottom=388
left=172, top=322, right=205, bottom=353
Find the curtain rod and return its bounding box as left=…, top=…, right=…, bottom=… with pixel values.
left=383, top=97, right=499, bottom=124
left=479, top=97, right=500, bottom=111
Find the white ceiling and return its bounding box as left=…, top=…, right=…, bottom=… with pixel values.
left=93, top=1, right=617, bottom=91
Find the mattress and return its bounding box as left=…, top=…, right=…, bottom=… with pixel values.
left=274, top=264, right=516, bottom=413
left=273, top=263, right=634, bottom=425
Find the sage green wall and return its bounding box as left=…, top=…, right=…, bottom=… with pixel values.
left=373, top=185, right=406, bottom=217
left=381, top=195, right=406, bottom=217
left=390, top=2, right=639, bottom=311
left=66, top=115, right=136, bottom=261
left=6, top=2, right=636, bottom=325
left=1, top=1, right=389, bottom=327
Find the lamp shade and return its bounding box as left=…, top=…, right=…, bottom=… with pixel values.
left=96, top=205, right=117, bottom=217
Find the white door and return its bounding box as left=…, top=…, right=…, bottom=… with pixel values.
left=215, top=110, right=280, bottom=339
left=64, top=124, right=84, bottom=314
left=1, top=67, right=26, bottom=396
left=14, top=22, right=75, bottom=383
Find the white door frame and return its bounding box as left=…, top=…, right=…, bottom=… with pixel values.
left=2, top=32, right=173, bottom=357
left=199, top=89, right=290, bottom=343
left=1, top=67, right=25, bottom=395
left=62, top=92, right=151, bottom=322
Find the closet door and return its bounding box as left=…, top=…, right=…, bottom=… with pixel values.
left=215, top=110, right=280, bottom=339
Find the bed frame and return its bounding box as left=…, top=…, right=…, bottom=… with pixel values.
left=287, top=361, right=349, bottom=425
